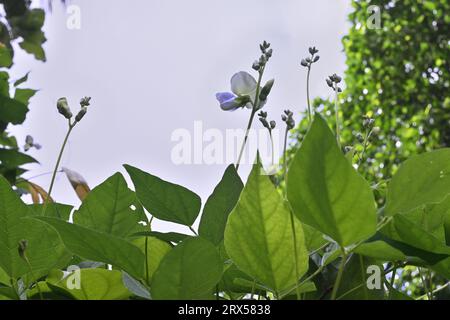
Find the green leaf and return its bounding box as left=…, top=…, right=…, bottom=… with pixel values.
left=29, top=203, right=73, bottom=221
left=132, top=231, right=190, bottom=244
left=122, top=271, right=151, bottom=299
left=199, top=164, right=243, bottom=245
left=0, top=176, right=68, bottom=279
left=13, top=72, right=29, bottom=87
left=0, top=95, right=28, bottom=125
left=385, top=149, right=450, bottom=216
left=224, top=159, right=308, bottom=293
left=33, top=216, right=145, bottom=279
left=0, top=148, right=37, bottom=169
left=125, top=165, right=201, bottom=226
left=151, top=237, right=222, bottom=299
left=47, top=269, right=131, bottom=300
left=287, top=114, right=377, bottom=247
left=132, top=236, right=171, bottom=285
left=14, top=88, right=36, bottom=105
left=0, top=45, right=12, bottom=68
left=73, top=173, right=147, bottom=238
left=354, top=235, right=406, bottom=261
left=393, top=215, right=450, bottom=256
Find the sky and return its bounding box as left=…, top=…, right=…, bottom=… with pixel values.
left=11, top=0, right=352, bottom=232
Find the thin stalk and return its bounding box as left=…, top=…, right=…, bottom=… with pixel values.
left=416, top=282, right=449, bottom=300
left=235, top=66, right=265, bottom=171
left=418, top=267, right=432, bottom=300
left=331, top=250, right=347, bottom=300
left=388, top=264, right=398, bottom=299
left=282, top=126, right=301, bottom=300
left=144, top=236, right=150, bottom=286
left=42, top=120, right=75, bottom=215
left=334, top=88, right=341, bottom=147
left=269, top=131, right=275, bottom=168
left=359, top=255, right=369, bottom=300
left=24, top=257, right=43, bottom=300
left=306, top=66, right=312, bottom=123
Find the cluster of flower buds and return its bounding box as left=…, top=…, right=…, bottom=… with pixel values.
left=56, top=96, right=92, bottom=124
left=281, top=109, right=295, bottom=130
left=258, top=111, right=276, bottom=132
left=252, top=41, right=272, bottom=71
left=362, top=115, right=375, bottom=130
left=301, top=46, right=320, bottom=68
left=24, top=135, right=42, bottom=152
left=326, top=73, right=343, bottom=92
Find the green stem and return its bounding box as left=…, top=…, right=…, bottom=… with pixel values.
left=331, top=249, right=347, bottom=300
left=144, top=236, right=150, bottom=286
left=235, top=67, right=265, bottom=171
left=388, top=263, right=398, bottom=299
left=306, top=66, right=312, bottom=123
left=24, top=257, right=43, bottom=300
left=359, top=255, right=369, bottom=300
left=282, top=126, right=301, bottom=300
left=269, top=131, right=275, bottom=168
left=334, top=88, right=341, bottom=147
left=418, top=267, right=432, bottom=300
left=42, top=120, right=75, bottom=215
left=416, top=281, right=449, bottom=300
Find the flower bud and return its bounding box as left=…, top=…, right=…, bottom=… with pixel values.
left=18, top=239, right=28, bottom=260
left=313, top=55, right=320, bottom=63
left=57, top=97, right=73, bottom=119
left=301, top=59, right=308, bottom=67
left=326, top=79, right=333, bottom=88
left=270, top=120, right=276, bottom=129
left=252, top=61, right=260, bottom=71
left=80, top=96, right=91, bottom=107
left=75, top=107, right=87, bottom=122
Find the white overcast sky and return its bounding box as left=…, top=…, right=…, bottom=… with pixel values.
left=10, top=0, right=351, bottom=232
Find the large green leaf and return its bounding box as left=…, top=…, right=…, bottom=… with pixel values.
left=0, top=176, right=68, bottom=279
left=151, top=237, right=222, bottom=299
left=385, top=148, right=450, bottom=216
left=125, top=165, right=201, bottom=226
left=46, top=269, right=131, bottom=300
left=287, top=114, right=377, bottom=247
left=199, top=165, right=243, bottom=245
left=73, top=173, right=147, bottom=238
left=224, top=159, right=308, bottom=294
left=34, top=217, right=145, bottom=280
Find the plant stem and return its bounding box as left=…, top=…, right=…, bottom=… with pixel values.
left=418, top=267, right=432, bottom=300
left=331, top=249, right=347, bottom=300
left=306, top=66, right=312, bottom=123
left=416, top=281, right=449, bottom=300
left=334, top=88, right=341, bottom=147
left=388, top=263, right=398, bottom=299
left=359, top=255, right=369, bottom=300
left=24, top=257, right=43, bottom=300
left=235, top=67, right=265, bottom=171
left=269, top=131, right=275, bottom=168
left=282, top=126, right=301, bottom=300
left=144, top=236, right=150, bottom=286
left=42, top=120, right=75, bottom=215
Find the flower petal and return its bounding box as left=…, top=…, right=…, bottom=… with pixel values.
left=216, top=92, right=240, bottom=111
left=230, top=71, right=257, bottom=96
